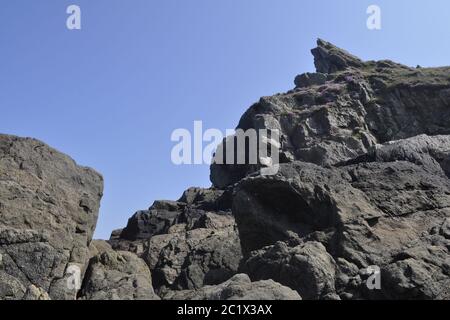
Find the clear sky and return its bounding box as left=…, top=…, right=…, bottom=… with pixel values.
left=1, top=0, right=450, bottom=239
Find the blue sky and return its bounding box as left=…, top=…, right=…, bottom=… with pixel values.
left=1, top=0, right=450, bottom=239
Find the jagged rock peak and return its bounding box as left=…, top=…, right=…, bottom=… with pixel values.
left=311, top=38, right=364, bottom=74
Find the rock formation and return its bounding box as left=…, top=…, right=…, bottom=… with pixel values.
left=78, top=240, right=160, bottom=300
left=0, top=134, right=103, bottom=300
left=162, top=274, right=301, bottom=300
left=1, top=39, right=450, bottom=300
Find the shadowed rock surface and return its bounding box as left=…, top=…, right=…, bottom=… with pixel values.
left=210, top=39, right=450, bottom=188
left=109, top=188, right=242, bottom=297
left=243, top=241, right=337, bottom=300
left=2, top=39, right=450, bottom=300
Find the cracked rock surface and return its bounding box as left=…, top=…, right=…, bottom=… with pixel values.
left=0, top=134, right=103, bottom=300
left=2, top=39, right=450, bottom=300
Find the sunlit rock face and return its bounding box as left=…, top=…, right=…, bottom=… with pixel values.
left=211, top=40, right=450, bottom=190
left=2, top=39, right=450, bottom=300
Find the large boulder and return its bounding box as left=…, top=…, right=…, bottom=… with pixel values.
left=0, top=134, right=103, bottom=300
left=243, top=242, right=337, bottom=300
left=5, top=39, right=450, bottom=301
left=210, top=39, right=450, bottom=188
left=109, top=187, right=243, bottom=296
left=78, top=241, right=159, bottom=300
left=163, top=274, right=301, bottom=300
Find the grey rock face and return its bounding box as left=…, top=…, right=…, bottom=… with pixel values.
left=119, top=202, right=182, bottom=241
left=233, top=143, right=450, bottom=299
left=163, top=274, right=301, bottom=300
left=79, top=241, right=159, bottom=300
left=210, top=39, right=450, bottom=188
left=22, top=285, right=51, bottom=300
left=109, top=187, right=243, bottom=296
left=441, top=218, right=450, bottom=239
left=295, top=72, right=328, bottom=88
left=117, top=188, right=232, bottom=242
left=0, top=134, right=103, bottom=300
left=311, top=39, right=364, bottom=74
left=0, top=270, right=26, bottom=300
left=111, top=40, right=450, bottom=300
left=243, top=242, right=337, bottom=300
left=3, top=39, right=450, bottom=300
left=146, top=215, right=242, bottom=295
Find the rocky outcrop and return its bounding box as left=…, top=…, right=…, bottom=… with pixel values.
left=231, top=142, right=450, bottom=299
left=78, top=241, right=159, bottom=300
left=210, top=39, right=450, bottom=188
left=209, top=39, right=450, bottom=300
left=144, top=213, right=241, bottom=294
left=311, top=39, right=364, bottom=74
left=105, top=40, right=450, bottom=300
left=2, top=39, right=450, bottom=300
left=0, top=134, right=103, bottom=300
left=163, top=274, right=301, bottom=300
left=109, top=188, right=243, bottom=297
left=243, top=242, right=337, bottom=300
